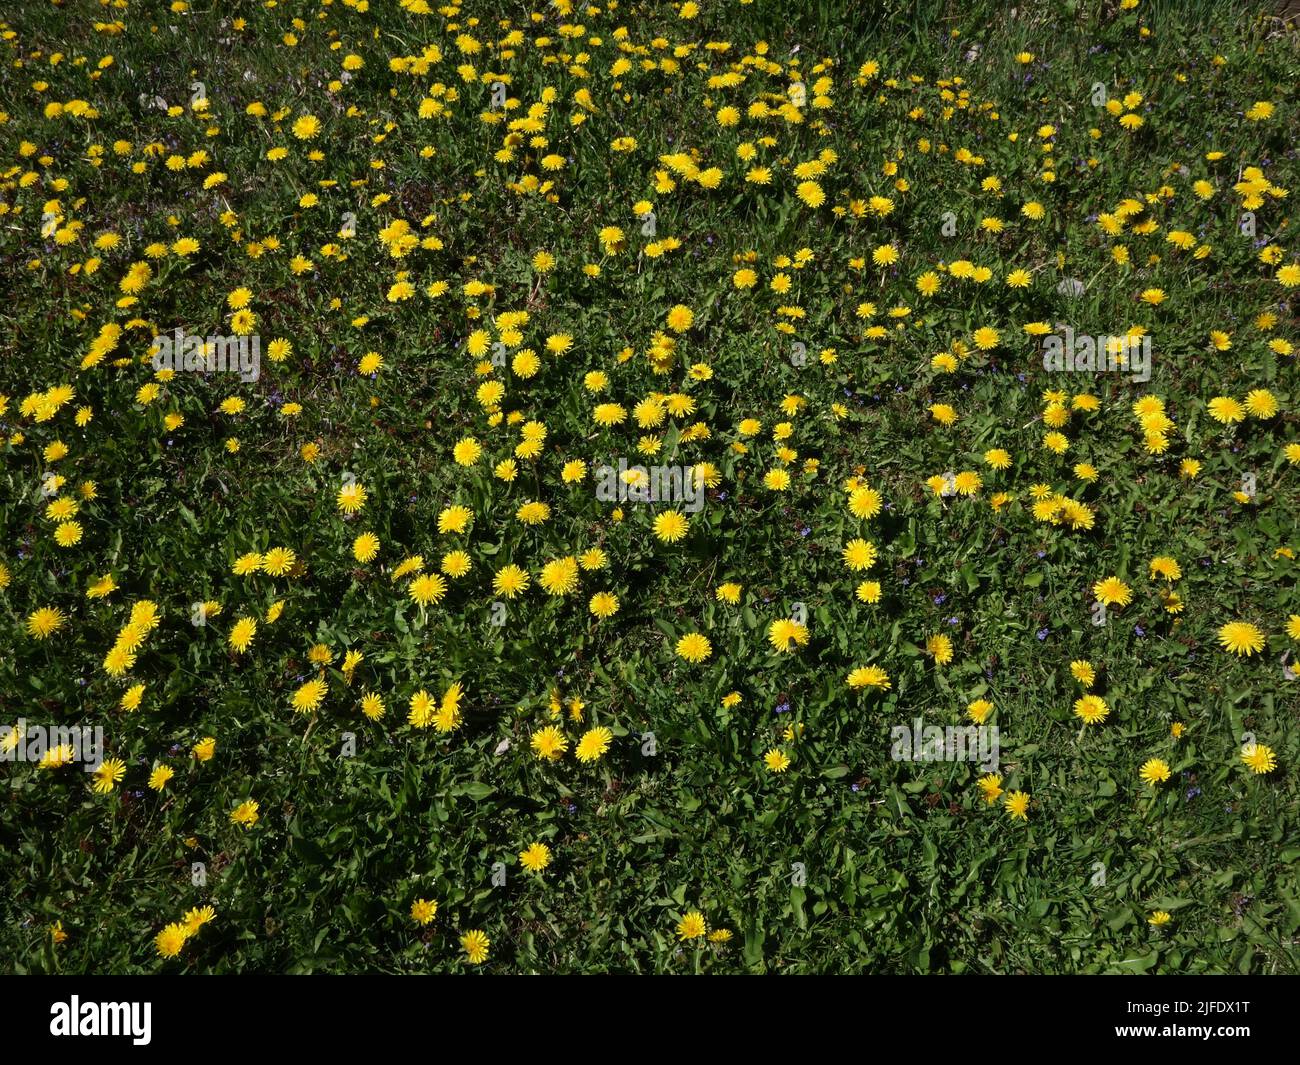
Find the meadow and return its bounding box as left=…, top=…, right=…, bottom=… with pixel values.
left=1, top=0, right=1298, bottom=974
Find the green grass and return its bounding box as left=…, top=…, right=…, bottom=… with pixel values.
left=0, top=0, right=1298, bottom=973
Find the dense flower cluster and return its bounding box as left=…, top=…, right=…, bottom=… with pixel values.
left=0, top=0, right=1294, bottom=973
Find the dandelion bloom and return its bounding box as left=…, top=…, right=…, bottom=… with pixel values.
left=229, top=617, right=256, bottom=653
left=1217, top=621, right=1265, bottom=657
left=855, top=580, right=883, bottom=604
left=767, top=618, right=809, bottom=653
left=538, top=557, right=579, bottom=596
left=492, top=564, right=530, bottom=599
left=847, top=665, right=890, bottom=691
left=1207, top=396, right=1245, bottom=424
left=1092, top=577, right=1132, bottom=608
left=848, top=485, right=883, bottom=518
left=409, top=572, right=448, bottom=607
left=926, top=633, right=954, bottom=665
left=408, top=689, right=436, bottom=729
left=353, top=532, right=380, bottom=563
left=575, top=726, right=613, bottom=763
left=1070, top=660, right=1096, bottom=687
left=796, top=180, right=825, bottom=208
left=589, top=591, right=620, bottom=618
left=452, top=437, right=482, bottom=465
left=155, top=923, right=189, bottom=958
left=977, top=773, right=1003, bottom=805
left=337, top=481, right=367, bottom=514
left=91, top=758, right=126, bottom=794
left=1003, top=791, right=1030, bottom=821
left=531, top=726, right=568, bottom=761
left=675, top=632, right=712, bottom=663
left=1073, top=694, right=1109, bottom=725
left=665, top=304, right=694, bottom=332
left=842, top=538, right=878, bottom=571
left=262, top=547, right=296, bottom=576
left=291, top=678, right=327, bottom=714
left=1240, top=743, right=1277, bottom=775
left=460, top=929, right=490, bottom=964
left=27, top=607, right=67, bottom=639
left=764, top=748, right=791, bottom=773
left=653, top=510, right=689, bottom=543
left=676, top=911, right=707, bottom=940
